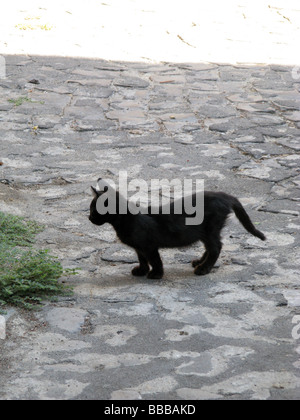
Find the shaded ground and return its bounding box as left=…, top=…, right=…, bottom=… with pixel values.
left=0, top=54, right=299, bottom=399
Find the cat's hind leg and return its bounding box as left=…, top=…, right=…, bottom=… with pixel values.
left=132, top=251, right=150, bottom=276
left=147, top=249, right=164, bottom=279
left=192, top=251, right=208, bottom=268
left=194, top=239, right=222, bottom=276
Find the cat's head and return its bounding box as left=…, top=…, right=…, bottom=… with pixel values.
left=89, top=186, right=104, bottom=226
left=89, top=178, right=117, bottom=226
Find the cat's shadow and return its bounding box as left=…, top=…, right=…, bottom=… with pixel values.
left=86, top=262, right=220, bottom=290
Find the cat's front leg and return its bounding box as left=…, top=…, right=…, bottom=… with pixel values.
left=131, top=251, right=150, bottom=276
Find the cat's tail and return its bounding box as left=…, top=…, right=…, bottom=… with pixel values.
left=231, top=198, right=266, bottom=241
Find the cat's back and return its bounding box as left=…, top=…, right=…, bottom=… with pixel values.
left=204, top=190, right=235, bottom=205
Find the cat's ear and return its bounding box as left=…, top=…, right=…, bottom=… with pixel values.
left=91, top=186, right=99, bottom=198
left=97, top=178, right=110, bottom=193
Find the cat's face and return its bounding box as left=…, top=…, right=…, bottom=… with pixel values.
left=89, top=187, right=107, bottom=226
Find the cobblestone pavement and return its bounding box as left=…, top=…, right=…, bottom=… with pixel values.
left=0, top=53, right=299, bottom=400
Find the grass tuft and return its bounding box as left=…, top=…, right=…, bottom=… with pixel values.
left=0, top=212, right=74, bottom=310
left=0, top=212, right=43, bottom=246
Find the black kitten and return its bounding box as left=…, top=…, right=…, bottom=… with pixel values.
left=89, top=186, right=266, bottom=279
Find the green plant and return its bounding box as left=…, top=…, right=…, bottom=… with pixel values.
left=0, top=212, right=43, bottom=246
left=0, top=212, right=74, bottom=310
left=0, top=247, right=71, bottom=309
left=7, top=97, right=44, bottom=107
left=8, top=96, right=33, bottom=106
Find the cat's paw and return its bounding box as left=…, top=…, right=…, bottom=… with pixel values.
left=194, top=265, right=212, bottom=276
left=192, top=253, right=208, bottom=268
left=131, top=266, right=149, bottom=276
left=192, top=259, right=202, bottom=268
left=147, top=270, right=163, bottom=280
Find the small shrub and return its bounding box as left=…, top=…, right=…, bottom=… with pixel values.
left=0, top=212, right=74, bottom=310
left=0, top=212, right=43, bottom=246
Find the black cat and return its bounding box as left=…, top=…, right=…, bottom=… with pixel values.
left=89, top=185, right=266, bottom=279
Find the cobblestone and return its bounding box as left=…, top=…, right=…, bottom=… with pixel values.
left=0, top=53, right=299, bottom=400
